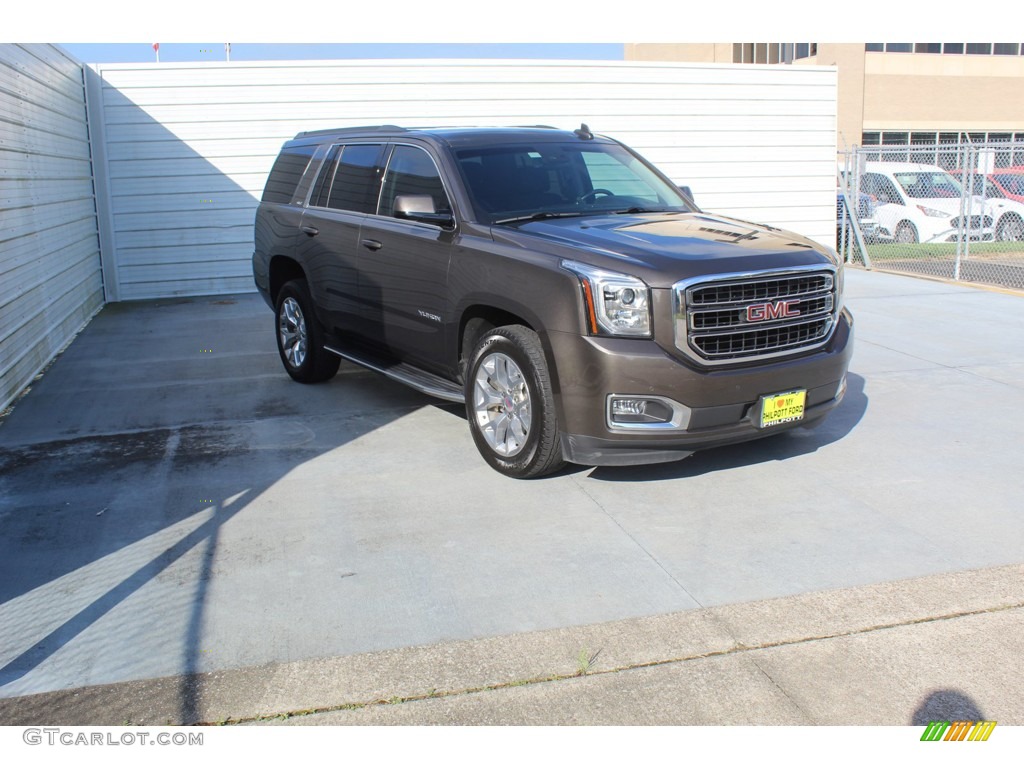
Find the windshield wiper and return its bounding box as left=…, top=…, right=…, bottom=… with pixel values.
left=493, top=212, right=591, bottom=225
left=611, top=207, right=681, bottom=215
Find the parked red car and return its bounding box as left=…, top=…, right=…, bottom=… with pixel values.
left=986, top=167, right=1024, bottom=204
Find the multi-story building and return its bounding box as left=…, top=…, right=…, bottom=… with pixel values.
left=626, top=43, right=1024, bottom=164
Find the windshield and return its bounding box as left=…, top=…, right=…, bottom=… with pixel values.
left=454, top=142, right=693, bottom=223
left=893, top=171, right=962, bottom=199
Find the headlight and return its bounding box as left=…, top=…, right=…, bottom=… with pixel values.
left=916, top=205, right=948, bottom=218
left=562, top=260, right=652, bottom=337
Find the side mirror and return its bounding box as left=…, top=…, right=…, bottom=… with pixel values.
left=394, top=194, right=455, bottom=229
left=678, top=185, right=696, bottom=207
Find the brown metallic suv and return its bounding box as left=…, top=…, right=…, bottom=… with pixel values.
left=253, top=125, right=853, bottom=477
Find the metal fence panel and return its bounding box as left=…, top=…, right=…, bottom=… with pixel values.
left=839, top=141, right=1024, bottom=290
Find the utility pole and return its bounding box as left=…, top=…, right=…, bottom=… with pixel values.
left=225, top=43, right=231, bottom=62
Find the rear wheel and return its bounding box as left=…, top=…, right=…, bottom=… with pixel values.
left=465, top=325, right=565, bottom=478
left=275, top=279, right=340, bottom=383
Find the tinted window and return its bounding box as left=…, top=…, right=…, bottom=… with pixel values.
left=262, top=145, right=315, bottom=204
left=863, top=174, right=902, bottom=205
left=379, top=145, right=451, bottom=217
left=327, top=144, right=383, bottom=213
left=310, top=145, right=341, bottom=208
left=894, top=171, right=962, bottom=198
left=455, top=142, right=691, bottom=222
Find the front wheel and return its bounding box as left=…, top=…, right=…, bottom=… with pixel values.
left=894, top=222, right=919, bottom=244
left=465, top=325, right=566, bottom=478
left=275, top=279, right=340, bottom=383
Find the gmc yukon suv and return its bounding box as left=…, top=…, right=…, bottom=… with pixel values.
left=253, top=125, right=853, bottom=477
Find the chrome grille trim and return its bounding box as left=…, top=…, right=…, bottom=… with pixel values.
left=673, top=265, right=839, bottom=365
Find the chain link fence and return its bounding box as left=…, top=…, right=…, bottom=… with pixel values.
left=838, top=141, right=1024, bottom=290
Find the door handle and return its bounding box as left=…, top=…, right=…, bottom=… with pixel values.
left=361, top=239, right=383, bottom=251
left=301, top=225, right=319, bottom=237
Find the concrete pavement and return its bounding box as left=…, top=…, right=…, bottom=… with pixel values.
left=1, top=267, right=1023, bottom=724
left=0, top=562, right=1020, bottom=725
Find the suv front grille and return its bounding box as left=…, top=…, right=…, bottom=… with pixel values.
left=675, top=269, right=837, bottom=364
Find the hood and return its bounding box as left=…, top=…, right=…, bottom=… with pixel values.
left=493, top=211, right=835, bottom=287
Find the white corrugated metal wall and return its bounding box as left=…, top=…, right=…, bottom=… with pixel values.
left=88, top=59, right=837, bottom=302
left=0, top=44, right=103, bottom=413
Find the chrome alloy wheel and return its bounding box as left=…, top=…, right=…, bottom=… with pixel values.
left=278, top=297, right=308, bottom=370
left=472, top=352, right=532, bottom=457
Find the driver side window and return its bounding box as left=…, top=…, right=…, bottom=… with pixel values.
left=379, top=145, right=451, bottom=218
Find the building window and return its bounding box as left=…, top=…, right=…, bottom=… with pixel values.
left=882, top=131, right=910, bottom=145
left=734, top=42, right=816, bottom=64
left=860, top=131, right=1024, bottom=169
left=866, top=42, right=1021, bottom=56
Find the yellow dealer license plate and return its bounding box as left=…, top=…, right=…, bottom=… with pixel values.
left=759, top=390, right=806, bottom=428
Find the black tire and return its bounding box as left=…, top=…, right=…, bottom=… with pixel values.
left=894, top=222, right=918, bottom=244
left=464, top=325, right=566, bottom=478
left=275, top=279, right=340, bottom=383
left=996, top=214, right=1024, bottom=242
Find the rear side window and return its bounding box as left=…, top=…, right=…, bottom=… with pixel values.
left=262, top=144, right=316, bottom=204
left=327, top=144, right=383, bottom=213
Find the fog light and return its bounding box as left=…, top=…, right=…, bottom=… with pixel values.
left=607, top=394, right=690, bottom=430
left=609, top=397, right=673, bottom=424
left=611, top=398, right=647, bottom=417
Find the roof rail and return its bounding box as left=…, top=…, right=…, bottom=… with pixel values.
left=294, top=125, right=408, bottom=139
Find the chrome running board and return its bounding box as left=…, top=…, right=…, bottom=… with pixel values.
left=324, top=345, right=465, bottom=403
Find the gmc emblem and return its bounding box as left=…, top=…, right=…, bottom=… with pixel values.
left=747, top=300, right=801, bottom=323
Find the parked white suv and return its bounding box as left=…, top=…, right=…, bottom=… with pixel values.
left=861, top=161, right=1024, bottom=243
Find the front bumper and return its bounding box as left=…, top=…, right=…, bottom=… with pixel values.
left=548, top=307, right=854, bottom=466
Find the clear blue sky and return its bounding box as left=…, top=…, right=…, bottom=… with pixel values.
left=60, top=43, right=624, bottom=64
